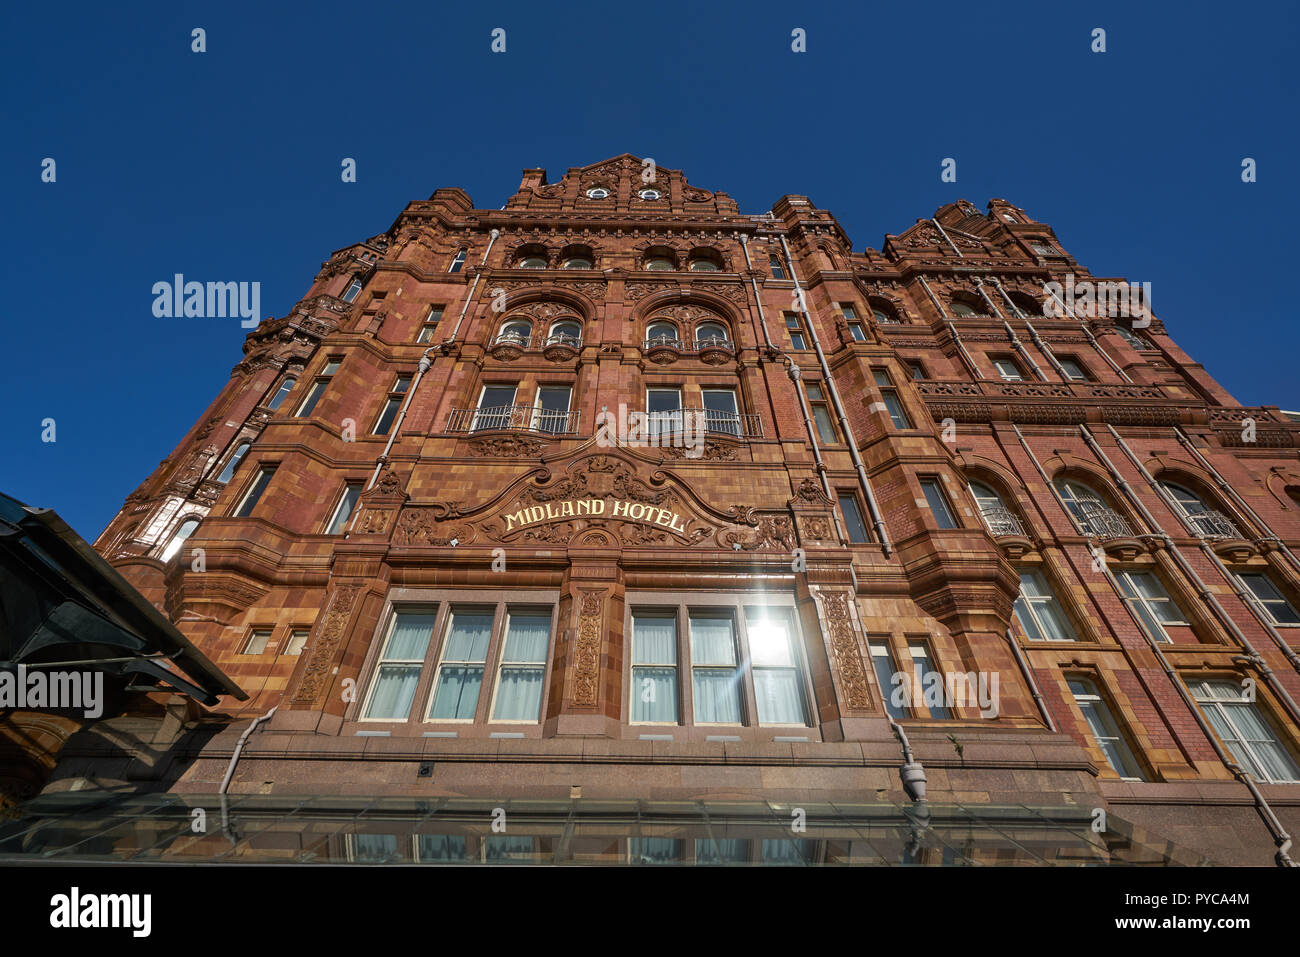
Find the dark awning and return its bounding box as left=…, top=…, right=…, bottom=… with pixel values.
left=0, top=491, right=245, bottom=705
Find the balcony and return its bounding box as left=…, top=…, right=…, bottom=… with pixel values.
left=978, top=505, right=1026, bottom=537
left=639, top=409, right=764, bottom=439
left=642, top=335, right=734, bottom=365
left=446, top=405, right=582, bottom=436
left=1068, top=500, right=1134, bottom=539
left=1184, top=509, right=1242, bottom=540
left=490, top=332, right=583, bottom=361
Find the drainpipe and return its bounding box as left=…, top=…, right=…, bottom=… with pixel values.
left=975, top=277, right=1047, bottom=382
left=930, top=218, right=963, bottom=258
left=1102, top=424, right=1300, bottom=685
left=738, top=234, right=774, bottom=349
left=1175, top=426, right=1300, bottom=583
left=1005, top=626, right=1057, bottom=731
left=919, top=275, right=983, bottom=379
left=779, top=235, right=892, bottom=556
left=1043, top=284, right=1134, bottom=383
left=779, top=356, right=835, bottom=505
left=448, top=228, right=501, bottom=343
left=219, top=705, right=279, bottom=795
left=991, top=277, right=1069, bottom=382
left=1014, top=425, right=1296, bottom=867
left=888, top=715, right=928, bottom=803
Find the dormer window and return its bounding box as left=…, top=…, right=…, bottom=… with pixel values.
left=585, top=186, right=610, bottom=199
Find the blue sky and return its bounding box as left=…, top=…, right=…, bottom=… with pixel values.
left=2, top=0, right=1297, bottom=540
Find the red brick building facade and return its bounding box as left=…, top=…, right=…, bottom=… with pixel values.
left=66, top=155, right=1300, bottom=864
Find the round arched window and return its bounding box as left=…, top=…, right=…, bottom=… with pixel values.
left=872, top=307, right=896, bottom=324
left=645, top=257, right=675, bottom=271
left=639, top=188, right=661, bottom=200
left=518, top=256, right=547, bottom=269
left=549, top=320, right=581, bottom=345
left=586, top=187, right=610, bottom=199
left=646, top=321, right=678, bottom=345
left=497, top=320, right=531, bottom=344
left=161, top=518, right=201, bottom=562
left=563, top=257, right=593, bottom=269
left=689, top=258, right=719, bottom=272
left=696, top=322, right=728, bottom=345
left=950, top=302, right=979, bottom=317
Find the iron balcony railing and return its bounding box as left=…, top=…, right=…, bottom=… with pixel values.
left=640, top=408, right=764, bottom=439
left=978, top=505, right=1026, bottom=537
left=642, top=335, right=734, bottom=354
left=1067, top=499, right=1134, bottom=539
left=447, top=405, right=582, bottom=435
left=1184, top=509, right=1242, bottom=540
left=493, top=332, right=583, bottom=350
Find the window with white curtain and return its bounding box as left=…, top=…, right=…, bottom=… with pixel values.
left=428, top=609, right=494, bottom=721
left=1068, top=678, right=1144, bottom=780
left=627, top=598, right=810, bottom=730
left=631, top=613, right=679, bottom=723
left=746, top=607, right=806, bottom=725
left=359, top=599, right=557, bottom=726
left=690, top=614, right=741, bottom=724
left=1116, top=571, right=1187, bottom=642
left=362, top=612, right=436, bottom=720
left=1189, top=678, right=1300, bottom=783
left=1012, top=569, right=1076, bottom=641
left=490, top=611, right=552, bottom=722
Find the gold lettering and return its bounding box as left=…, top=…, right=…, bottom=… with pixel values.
left=560, top=501, right=575, bottom=517
left=577, top=500, right=592, bottom=515
left=611, top=500, right=631, bottom=518
left=654, top=509, right=673, bottom=527
left=670, top=513, right=686, bottom=533
left=505, top=510, right=525, bottom=531
left=544, top=503, right=556, bottom=519
left=591, top=499, right=605, bottom=515
left=627, top=503, right=646, bottom=520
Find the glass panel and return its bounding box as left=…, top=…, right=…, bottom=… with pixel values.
left=812, top=405, right=837, bottom=444
left=747, top=613, right=795, bottom=668
left=753, top=668, right=803, bottom=724
left=417, top=834, right=468, bottom=863
left=632, top=668, right=677, bottom=723
left=502, top=614, right=550, bottom=662
left=690, top=617, right=736, bottom=665
left=633, top=616, right=677, bottom=664
left=428, top=666, right=484, bottom=720
left=366, top=664, right=422, bottom=719
left=386, top=614, right=436, bottom=660
left=327, top=484, right=362, bottom=534
left=374, top=398, right=401, bottom=435
left=838, top=494, right=869, bottom=543
left=443, top=613, right=493, bottom=661
left=921, top=480, right=957, bottom=529
left=350, top=834, right=398, bottom=862
left=492, top=668, right=544, bottom=722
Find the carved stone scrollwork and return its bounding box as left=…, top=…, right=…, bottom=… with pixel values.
left=292, top=584, right=363, bottom=705
left=717, top=514, right=797, bottom=551
left=572, top=590, right=605, bottom=707
left=468, top=436, right=545, bottom=457
left=819, top=592, right=872, bottom=713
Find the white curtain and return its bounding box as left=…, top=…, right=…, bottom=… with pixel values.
left=753, top=668, right=803, bottom=725
left=632, top=616, right=678, bottom=722
left=693, top=670, right=742, bottom=724
left=429, top=665, right=483, bottom=720
left=365, top=664, right=422, bottom=719
left=493, top=668, right=544, bottom=721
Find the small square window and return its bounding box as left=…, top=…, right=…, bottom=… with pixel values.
left=283, top=629, right=311, bottom=656
left=243, top=629, right=272, bottom=655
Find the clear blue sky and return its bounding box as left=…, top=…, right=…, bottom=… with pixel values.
left=2, top=0, right=1297, bottom=541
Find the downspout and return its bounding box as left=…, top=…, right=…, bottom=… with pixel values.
left=919, top=275, right=983, bottom=379
left=975, top=277, right=1047, bottom=382
left=738, top=234, right=774, bottom=349
left=1175, top=426, right=1300, bottom=583
left=780, top=356, right=835, bottom=504
left=991, top=277, right=1069, bottom=382
left=219, top=705, right=279, bottom=794
left=1005, top=626, right=1057, bottom=731
left=1103, top=425, right=1300, bottom=683
left=1043, top=284, right=1134, bottom=383
left=930, top=218, right=963, bottom=258
left=1014, top=425, right=1296, bottom=867
left=448, top=228, right=501, bottom=343
left=779, top=235, right=892, bottom=556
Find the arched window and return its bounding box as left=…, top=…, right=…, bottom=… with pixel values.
left=548, top=320, right=581, bottom=346
left=448, top=249, right=466, bottom=273
left=950, top=300, right=979, bottom=317
left=497, top=319, right=531, bottom=345
left=638, top=188, right=661, bottom=200
left=266, top=377, right=296, bottom=411
left=342, top=277, right=363, bottom=303
left=585, top=186, right=610, bottom=199
left=1114, top=324, right=1153, bottom=350
left=518, top=256, right=547, bottom=269
left=645, top=256, right=675, bottom=271
left=1008, top=293, right=1042, bottom=317
left=161, top=518, right=201, bottom=562
left=1055, top=478, right=1131, bottom=538
left=695, top=322, right=728, bottom=346
left=969, top=481, right=1024, bottom=536
left=646, top=321, right=678, bottom=346
left=216, top=442, right=251, bottom=483
left=1161, top=482, right=1239, bottom=538
left=688, top=248, right=723, bottom=272
left=563, top=256, right=592, bottom=269
left=871, top=303, right=899, bottom=324
left=689, top=258, right=719, bottom=272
